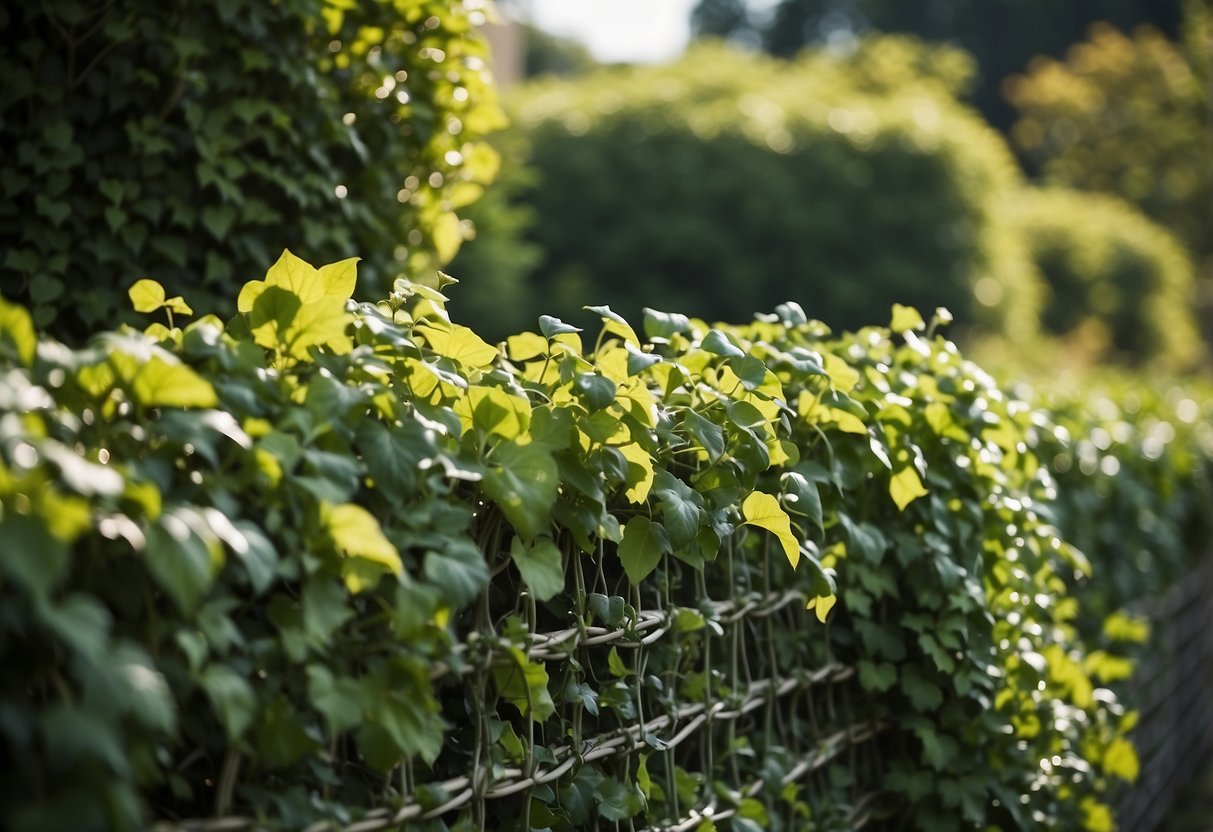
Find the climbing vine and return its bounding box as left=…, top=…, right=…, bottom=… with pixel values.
left=0, top=253, right=1192, bottom=831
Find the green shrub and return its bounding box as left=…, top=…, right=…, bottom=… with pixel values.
left=1006, top=15, right=1211, bottom=264
left=456, top=41, right=1043, bottom=342
left=1000, top=188, right=1202, bottom=366
left=0, top=1, right=504, bottom=338
left=0, top=256, right=1153, bottom=830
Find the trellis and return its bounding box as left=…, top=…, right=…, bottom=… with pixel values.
left=161, top=531, right=894, bottom=831
left=1117, top=556, right=1213, bottom=832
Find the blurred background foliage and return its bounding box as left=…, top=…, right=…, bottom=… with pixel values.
left=451, top=13, right=1208, bottom=369
left=453, top=40, right=1043, bottom=344
left=690, top=0, right=1184, bottom=131
left=0, top=0, right=504, bottom=339
left=999, top=188, right=1201, bottom=366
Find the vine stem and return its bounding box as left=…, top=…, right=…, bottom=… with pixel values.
left=214, top=748, right=241, bottom=817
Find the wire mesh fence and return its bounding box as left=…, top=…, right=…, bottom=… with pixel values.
left=1118, top=556, right=1213, bottom=832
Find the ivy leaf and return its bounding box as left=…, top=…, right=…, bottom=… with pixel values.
left=653, top=470, right=704, bottom=547
left=915, top=724, right=959, bottom=770
left=619, top=442, right=655, bottom=504
left=889, top=465, right=928, bottom=510
left=618, top=516, right=669, bottom=583
left=306, top=665, right=365, bottom=736
left=741, top=491, right=800, bottom=569
left=125, top=356, right=218, bottom=409
left=539, top=314, right=582, bottom=338
left=353, top=420, right=429, bottom=503
left=492, top=647, right=556, bottom=720
left=200, top=664, right=255, bottom=741
left=424, top=537, right=489, bottom=608
left=0, top=295, right=36, bottom=365
left=574, top=372, right=616, bottom=412
left=701, top=329, right=745, bottom=358
left=144, top=512, right=222, bottom=612
left=642, top=308, right=691, bottom=341
left=128, top=278, right=167, bottom=313
left=901, top=666, right=943, bottom=711
left=1103, top=737, right=1140, bottom=782
left=858, top=660, right=897, bottom=692
left=625, top=342, right=661, bottom=375
left=780, top=471, right=823, bottom=531
left=321, top=503, right=404, bottom=593
left=510, top=537, right=565, bottom=601
left=840, top=514, right=887, bottom=564
left=584, top=304, right=640, bottom=345
left=0, top=515, right=71, bottom=597
left=374, top=685, right=446, bottom=766
left=459, top=384, right=531, bottom=441
left=607, top=646, right=630, bottom=678
left=807, top=592, right=837, bottom=623
left=418, top=322, right=498, bottom=368
left=595, top=777, right=641, bottom=822
left=302, top=578, right=352, bottom=644
left=890, top=304, right=926, bottom=332
left=317, top=256, right=359, bottom=301
left=483, top=440, right=559, bottom=540
left=683, top=409, right=725, bottom=462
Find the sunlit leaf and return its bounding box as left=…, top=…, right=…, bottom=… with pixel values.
left=128, top=278, right=166, bottom=313
left=889, top=465, right=928, bottom=510
left=742, top=491, right=799, bottom=569
left=321, top=503, right=403, bottom=592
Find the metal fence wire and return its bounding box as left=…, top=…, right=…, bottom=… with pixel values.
left=159, top=530, right=900, bottom=832
left=157, top=534, right=1211, bottom=832
left=1117, top=556, right=1213, bottom=832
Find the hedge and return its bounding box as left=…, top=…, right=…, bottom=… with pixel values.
left=2, top=253, right=1192, bottom=830
left=999, top=188, right=1202, bottom=366
left=454, top=41, right=1043, bottom=343
left=0, top=1, right=504, bottom=339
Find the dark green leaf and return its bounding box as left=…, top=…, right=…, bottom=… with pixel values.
left=618, top=515, right=669, bottom=583
left=510, top=537, right=565, bottom=601
left=424, top=537, right=490, bottom=608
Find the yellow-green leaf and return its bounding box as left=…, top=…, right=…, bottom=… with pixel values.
left=321, top=503, right=403, bottom=593
left=164, top=296, right=194, bottom=316
left=128, top=356, right=218, bottom=409
left=890, top=304, right=925, bottom=332
left=419, top=323, right=498, bottom=369
left=317, top=257, right=359, bottom=302
left=432, top=211, right=463, bottom=263
left=822, top=352, right=859, bottom=394
left=264, top=249, right=325, bottom=303
left=619, top=442, right=654, bottom=504
left=824, top=406, right=867, bottom=435
left=0, top=295, right=36, bottom=365
left=506, top=331, right=548, bottom=362
left=889, top=465, right=928, bottom=510
left=129, top=279, right=167, bottom=313
left=742, top=491, right=799, bottom=569
left=807, top=593, right=837, bottom=623
left=1102, top=737, right=1139, bottom=783
left=458, top=385, right=532, bottom=441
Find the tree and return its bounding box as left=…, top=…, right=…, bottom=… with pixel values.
left=692, top=0, right=1183, bottom=130
left=1006, top=11, right=1211, bottom=264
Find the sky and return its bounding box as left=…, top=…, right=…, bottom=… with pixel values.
left=518, top=0, right=702, bottom=64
